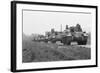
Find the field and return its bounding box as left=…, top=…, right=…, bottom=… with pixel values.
left=22, top=38, right=91, bottom=63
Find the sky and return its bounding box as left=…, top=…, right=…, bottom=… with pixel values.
left=23, top=10, right=92, bottom=35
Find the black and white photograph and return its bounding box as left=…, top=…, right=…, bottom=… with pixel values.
left=22, top=9, right=91, bottom=63
left=11, top=1, right=98, bottom=72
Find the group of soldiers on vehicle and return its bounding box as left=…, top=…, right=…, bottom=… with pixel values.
left=33, top=24, right=88, bottom=45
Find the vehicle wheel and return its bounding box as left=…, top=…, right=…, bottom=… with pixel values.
left=78, top=41, right=87, bottom=45
left=82, top=41, right=87, bottom=45
left=62, top=37, right=72, bottom=45
left=51, top=41, right=56, bottom=43
left=77, top=41, right=82, bottom=45
left=66, top=41, right=71, bottom=45
left=44, top=40, right=48, bottom=43
left=62, top=39, right=71, bottom=45
left=51, top=39, right=56, bottom=43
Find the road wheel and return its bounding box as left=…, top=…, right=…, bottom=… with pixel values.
left=77, top=41, right=82, bottom=45
left=62, top=37, right=71, bottom=45
left=51, top=39, right=56, bottom=43
left=82, top=41, right=87, bottom=45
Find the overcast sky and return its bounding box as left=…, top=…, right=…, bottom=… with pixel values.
left=23, top=10, right=92, bottom=35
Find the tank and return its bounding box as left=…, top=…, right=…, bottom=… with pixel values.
left=33, top=24, right=88, bottom=45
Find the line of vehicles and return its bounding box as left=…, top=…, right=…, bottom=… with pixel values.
left=32, top=24, right=89, bottom=45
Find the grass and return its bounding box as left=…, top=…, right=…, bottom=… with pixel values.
left=22, top=39, right=91, bottom=63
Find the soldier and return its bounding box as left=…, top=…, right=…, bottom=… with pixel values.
left=70, top=26, right=75, bottom=32
left=51, top=28, right=55, bottom=34
left=75, top=24, right=82, bottom=32
left=64, top=25, right=70, bottom=33
left=66, top=25, right=68, bottom=29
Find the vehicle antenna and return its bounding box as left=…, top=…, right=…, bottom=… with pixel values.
left=61, top=24, right=62, bottom=32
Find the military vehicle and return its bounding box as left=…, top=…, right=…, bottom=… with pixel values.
left=33, top=24, right=88, bottom=45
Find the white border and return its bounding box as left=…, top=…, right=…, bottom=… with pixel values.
left=16, top=3, right=96, bottom=70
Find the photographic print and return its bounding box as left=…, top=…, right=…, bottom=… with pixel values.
left=11, top=1, right=98, bottom=72
left=23, top=9, right=91, bottom=62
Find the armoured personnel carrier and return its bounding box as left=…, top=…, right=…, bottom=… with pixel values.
left=33, top=24, right=88, bottom=45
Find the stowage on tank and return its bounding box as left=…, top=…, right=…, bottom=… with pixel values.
left=33, top=24, right=88, bottom=45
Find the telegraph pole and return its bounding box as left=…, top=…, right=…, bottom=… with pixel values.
left=61, top=24, right=62, bottom=32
